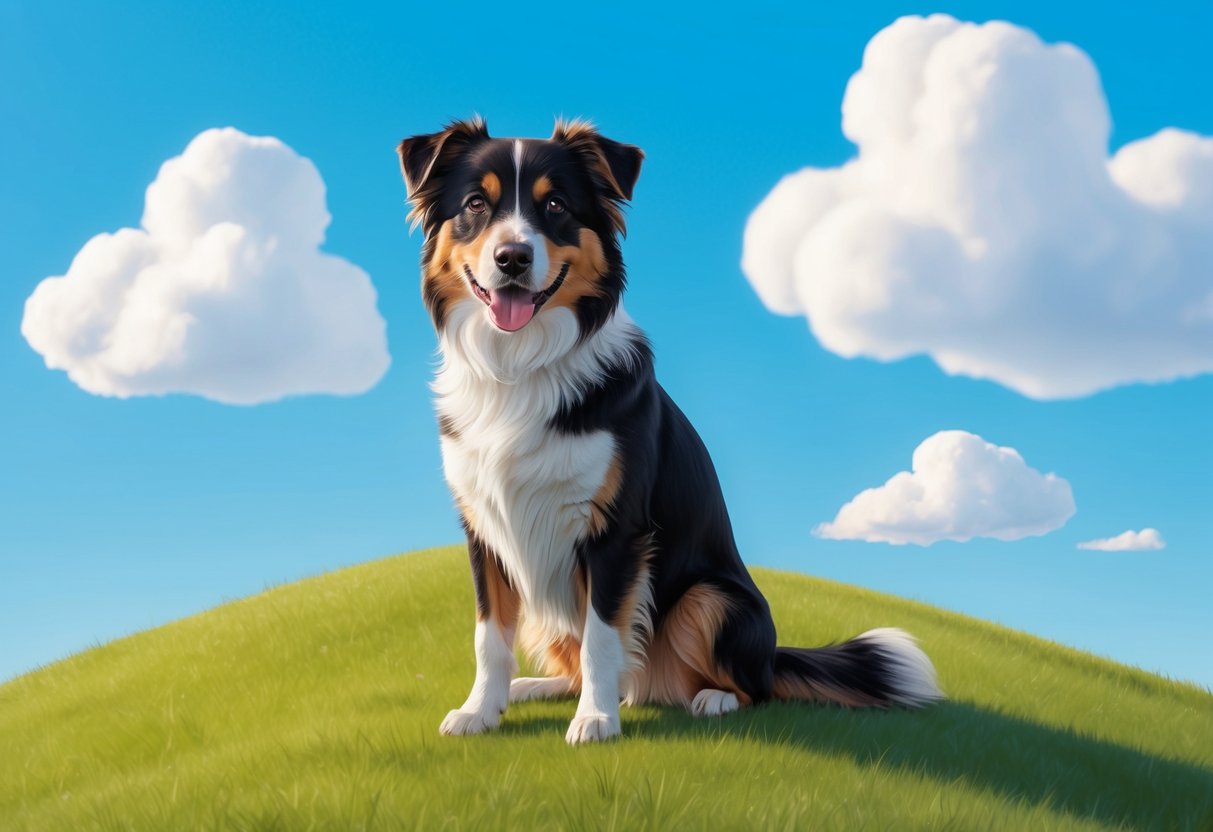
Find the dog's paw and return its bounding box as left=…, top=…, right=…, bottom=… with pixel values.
left=565, top=712, right=620, bottom=745
left=690, top=689, right=739, bottom=717
left=510, top=676, right=574, bottom=703
left=439, top=708, right=500, bottom=736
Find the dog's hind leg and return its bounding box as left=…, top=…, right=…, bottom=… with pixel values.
left=509, top=676, right=575, bottom=702
left=690, top=688, right=739, bottom=716
left=513, top=628, right=581, bottom=702
left=699, top=576, right=777, bottom=711
left=643, top=578, right=775, bottom=716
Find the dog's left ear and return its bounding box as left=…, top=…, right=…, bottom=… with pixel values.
left=552, top=120, right=644, bottom=233
left=592, top=134, right=644, bottom=202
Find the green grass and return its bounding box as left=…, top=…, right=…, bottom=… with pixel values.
left=2, top=546, right=1211, bottom=831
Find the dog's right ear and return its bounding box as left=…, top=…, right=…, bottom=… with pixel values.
left=397, top=118, right=490, bottom=231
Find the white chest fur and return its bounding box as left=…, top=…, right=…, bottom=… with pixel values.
left=433, top=302, right=640, bottom=638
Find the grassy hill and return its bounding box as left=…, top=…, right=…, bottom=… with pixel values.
left=2, top=546, right=1211, bottom=831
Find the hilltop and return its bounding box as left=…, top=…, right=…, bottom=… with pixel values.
left=2, top=546, right=1211, bottom=830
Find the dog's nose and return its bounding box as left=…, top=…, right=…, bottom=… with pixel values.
left=494, top=241, right=533, bottom=277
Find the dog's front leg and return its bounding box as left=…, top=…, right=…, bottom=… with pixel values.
left=566, top=532, right=639, bottom=745
left=440, top=536, right=519, bottom=736
left=566, top=597, right=625, bottom=745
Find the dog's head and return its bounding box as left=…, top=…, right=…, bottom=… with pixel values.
left=398, top=118, right=643, bottom=338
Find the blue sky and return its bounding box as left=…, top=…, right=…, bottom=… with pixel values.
left=2, top=1, right=1210, bottom=689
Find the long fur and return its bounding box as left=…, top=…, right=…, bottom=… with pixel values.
left=397, top=119, right=943, bottom=743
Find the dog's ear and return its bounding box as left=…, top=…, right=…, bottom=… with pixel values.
left=551, top=119, right=644, bottom=234
left=397, top=118, right=490, bottom=231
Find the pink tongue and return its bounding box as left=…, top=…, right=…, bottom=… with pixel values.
left=488, top=287, right=537, bottom=331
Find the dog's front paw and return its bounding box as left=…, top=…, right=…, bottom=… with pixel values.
left=565, top=712, right=620, bottom=745
left=439, top=708, right=500, bottom=736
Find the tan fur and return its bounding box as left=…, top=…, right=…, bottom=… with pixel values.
left=421, top=220, right=468, bottom=313
left=532, top=174, right=553, bottom=203
left=423, top=219, right=492, bottom=314
left=519, top=565, right=588, bottom=685
left=587, top=454, right=624, bottom=537
left=482, top=553, right=520, bottom=636
left=542, top=229, right=609, bottom=311
left=480, top=172, right=501, bottom=204
left=632, top=584, right=751, bottom=706
left=450, top=234, right=491, bottom=276
left=612, top=542, right=656, bottom=700
left=544, top=636, right=582, bottom=682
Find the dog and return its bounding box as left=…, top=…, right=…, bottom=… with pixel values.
left=397, top=118, right=942, bottom=744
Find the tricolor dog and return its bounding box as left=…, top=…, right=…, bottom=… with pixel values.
left=396, top=118, right=942, bottom=744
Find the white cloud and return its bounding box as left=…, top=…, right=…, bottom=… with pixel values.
left=22, top=128, right=390, bottom=405
left=1077, top=528, right=1166, bottom=551
left=742, top=15, right=1213, bottom=399
left=814, top=430, right=1075, bottom=545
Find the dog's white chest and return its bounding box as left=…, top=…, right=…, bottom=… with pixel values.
left=438, top=378, right=614, bottom=636
left=432, top=303, right=639, bottom=636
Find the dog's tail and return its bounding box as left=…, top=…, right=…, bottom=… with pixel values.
left=772, top=627, right=943, bottom=708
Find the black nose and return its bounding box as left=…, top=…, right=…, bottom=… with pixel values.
left=494, top=241, right=533, bottom=277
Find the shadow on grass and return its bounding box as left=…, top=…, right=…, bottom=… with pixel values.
left=595, top=699, right=1212, bottom=831
left=399, top=692, right=1213, bottom=828
left=497, top=716, right=569, bottom=737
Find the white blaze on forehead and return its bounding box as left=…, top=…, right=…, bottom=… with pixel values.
left=503, top=213, right=530, bottom=240
left=473, top=139, right=548, bottom=291
left=513, top=140, right=524, bottom=217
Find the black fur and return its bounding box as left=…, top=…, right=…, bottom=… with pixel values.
left=774, top=641, right=901, bottom=703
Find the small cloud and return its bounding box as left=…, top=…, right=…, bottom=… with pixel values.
left=814, top=430, right=1075, bottom=546
left=22, top=127, right=390, bottom=405
left=742, top=15, right=1213, bottom=399
left=1077, top=528, right=1166, bottom=552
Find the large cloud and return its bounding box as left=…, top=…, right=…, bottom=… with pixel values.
left=1077, top=528, right=1165, bottom=551
left=814, top=430, right=1075, bottom=545
left=742, top=15, right=1213, bottom=399
left=22, top=128, right=390, bottom=404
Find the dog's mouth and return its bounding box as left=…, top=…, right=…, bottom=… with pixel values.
left=462, top=263, right=570, bottom=332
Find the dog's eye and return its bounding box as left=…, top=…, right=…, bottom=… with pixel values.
left=546, top=197, right=566, bottom=215
left=465, top=196, right=487, bottom=214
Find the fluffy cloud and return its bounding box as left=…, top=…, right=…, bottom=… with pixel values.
left=22, top=128, right=389, bottom=404
left=742, top=15, right=1213, bottom=399
left=1077, top=528, right=1166, bottom=551
left=814, top=430, right=1075, bottom=545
